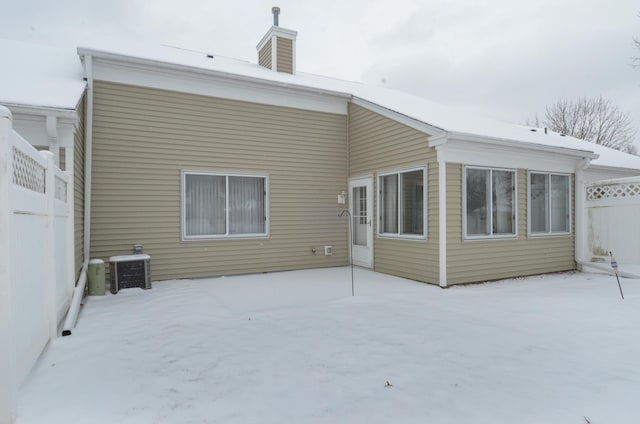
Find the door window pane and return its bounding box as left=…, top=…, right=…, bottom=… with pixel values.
left=353, top=186, right=367, bottom=246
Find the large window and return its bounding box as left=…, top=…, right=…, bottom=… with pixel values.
left=378, top=168, right=426, bottom=238
left=465, top=167, right=516, bottom=238
left=529, top=172, right=570, bottom=235
left=182, top=172, right=268, bottom=239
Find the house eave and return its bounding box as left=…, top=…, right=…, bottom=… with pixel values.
left=77, top=47, right=349, bottom=102
left=2, top=103, right=81, bottom=124
left=587, top=164, right=640, bottom=174
left=432, top=131, right=600, bottom=160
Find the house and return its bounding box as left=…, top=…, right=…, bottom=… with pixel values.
left=5, top=14, right=640, bottom=422
left=4, top=12, right=640, bottom=290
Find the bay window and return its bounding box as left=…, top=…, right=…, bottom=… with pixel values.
left=378, top=168, right=426, bottom=238
left=529, top=172, right=570, bottom=234
left=182, top=172, right=268, bottom=239
left=465, top=167, right=516, bottom=238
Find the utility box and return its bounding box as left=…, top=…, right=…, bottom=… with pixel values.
left=109, top=254, right=152, bottom=294
left=88, top=259, right=106, bottom=296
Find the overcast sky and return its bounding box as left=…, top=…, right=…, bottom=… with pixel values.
left=2, top=0, right=639, bottom=149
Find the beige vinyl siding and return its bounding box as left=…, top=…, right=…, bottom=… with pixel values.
left=74, top=97, right=86, bottom=277
left=276, top=37, right=293, bottom=74
left=258, top=39, right=272, bottom=70
left=446, top=164, right=575, bottom=284
left=59, top=148, right=66, bottom=170
left=348, top=103, right=439, bottom=284
left=90, top=80, right=347, bottom=281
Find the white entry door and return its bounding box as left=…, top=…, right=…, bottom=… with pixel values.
left=349, top=177, right=373, bottom=268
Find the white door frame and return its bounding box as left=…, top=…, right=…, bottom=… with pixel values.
left=349, top=176, right=373, bottom=268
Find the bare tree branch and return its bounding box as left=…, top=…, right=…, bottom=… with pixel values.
left=531, top=96, right=637, bottom=154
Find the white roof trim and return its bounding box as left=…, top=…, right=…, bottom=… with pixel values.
left=78, top=47, right=348, bottom=101
left=587, top=164, right=640, bottom=173
left=433, top=131, right=599, bottom=160
left=4, top=103, right=81, bottom=122
left=351, top=96, right=446, bottom=137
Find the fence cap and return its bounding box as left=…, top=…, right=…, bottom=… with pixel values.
left=89, top=259, right=104, bottom=265
left=0, top=105, right=12, bottom=120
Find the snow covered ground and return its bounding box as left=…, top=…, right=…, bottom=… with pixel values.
left=16, top=267, right=640, bottom=424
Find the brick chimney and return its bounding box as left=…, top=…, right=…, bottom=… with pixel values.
left=257, top=7, right=297, bottom=74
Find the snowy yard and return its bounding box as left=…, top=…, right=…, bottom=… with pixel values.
left=17, top=267, right=640, bottom=424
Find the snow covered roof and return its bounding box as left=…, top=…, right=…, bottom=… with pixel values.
left=77, top=41, right=640, bottom=172
left=0, top=39, right=85, bottom=110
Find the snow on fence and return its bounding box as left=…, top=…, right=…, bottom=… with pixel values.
left=586, top=176, right=640, bottom=264
left=1, top=107, right=74, bottom=424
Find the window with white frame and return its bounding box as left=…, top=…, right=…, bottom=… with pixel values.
left=378, top=168, right=426, bottom=238
left=182, top=172, right=267, bottom=239
left=529, top=172, right=570, bottom=234
left=465, top=167, right=516, bottom=238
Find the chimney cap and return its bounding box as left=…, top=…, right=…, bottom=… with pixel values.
left=272, top=6, right=280, bottom=26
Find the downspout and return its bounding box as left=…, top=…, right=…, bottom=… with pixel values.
left=62, top=55, right=93, bottom=336
left=83, top=55, right=94, bottom=263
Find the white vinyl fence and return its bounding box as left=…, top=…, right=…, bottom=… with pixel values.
left=1, top=107, right=74, bottom=424
left=586, top=176, right=640, bottom=264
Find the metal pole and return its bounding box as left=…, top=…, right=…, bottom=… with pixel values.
left=609, top=252, right=624, bottom=300
left=338, top=210, right=354, bottom=296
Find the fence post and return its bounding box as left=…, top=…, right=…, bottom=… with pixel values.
left=40, top=150, right=57, bottom=340
left=0, top=106, right=17, bottom=423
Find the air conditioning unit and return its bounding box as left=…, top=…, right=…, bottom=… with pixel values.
left=109, top=254, right=152, bottom=294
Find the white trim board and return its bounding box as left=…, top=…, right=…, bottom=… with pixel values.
left=436, top=141, right=586, bottom=174
left=86, top=56, right=348, bottom=115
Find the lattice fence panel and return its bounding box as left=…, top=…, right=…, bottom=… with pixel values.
left=12, top=146, right=45, bottom=193
left=587, top=182, right=640, bottom=201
